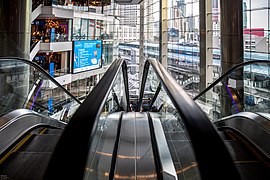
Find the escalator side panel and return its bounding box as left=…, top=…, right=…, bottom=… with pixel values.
left=216, top=112, right=270, bottom=158
left=115, top=112, right=156, bottom=179
left=83, top=112, right=122, bottom=179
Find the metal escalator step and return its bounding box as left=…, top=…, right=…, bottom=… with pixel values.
left=44, top=128, right=63, bottom=135
left=223, top=140, right=258, bottom=161
left=30, top=128, right=45, bottom=135
left=0, top=152, right=52, bottom=180
left=18, top=134, right=61, bottom=153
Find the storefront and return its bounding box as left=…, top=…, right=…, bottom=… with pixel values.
left=31, top=19, right=72, bottom=43
left=33, top=51, right=70, bottom=77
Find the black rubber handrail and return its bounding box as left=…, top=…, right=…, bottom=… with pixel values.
left=138, top=59, right=241, bottom=179
left=44, top=59, right=129, bottom=180
left=194, top=60, right=270, bottom=100
left=0, top=57, right=81, bottom=105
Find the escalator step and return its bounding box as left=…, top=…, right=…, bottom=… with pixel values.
left=18, top=134, right=61, bottom=153
left=0, top=152, right=52, bottom=180
left=30, top=128, right=45, bottom=135
left=45, top=129, right=63, bottom=135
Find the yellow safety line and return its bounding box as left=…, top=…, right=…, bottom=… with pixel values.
left=0, top=133, right=33, bottom=165
left=0, top=127, right=47, bottom=165
left=39, top=128, right=47, bottom=135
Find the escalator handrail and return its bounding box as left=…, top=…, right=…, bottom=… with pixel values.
left=44, top=59, right=129, bottom=180
left=0, top=57, right=81, bottom=105
left=194, top=60, right=270, bottom=100
left=139, top=58, right=241, bottom=179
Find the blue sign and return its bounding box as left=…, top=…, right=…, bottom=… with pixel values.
left=49, top=62, right=54, bottom=77
left=51, top=28, right=55, bottom=42
left=48, top=97, right=54, bottom=114
left=73, top=40, right=102, bottom=73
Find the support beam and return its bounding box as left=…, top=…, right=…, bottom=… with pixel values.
left=199, top=0, right=213, bottom=92
left=139, top=2, right=145, bottom=88
left=220, top=0, right=244, bottom=117
left=160, top=0, right=168, bottom=69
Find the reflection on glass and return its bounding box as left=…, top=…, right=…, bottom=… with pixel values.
left=141, top=63, right=200, bottom=179
left=83, top=67, right=127, bottom=179
left=0, top=59, right=80, bottom=122
left=196, top=62, right=270, bottom=122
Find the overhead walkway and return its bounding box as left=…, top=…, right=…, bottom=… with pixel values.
left=0, top=58, right=269, bottom=179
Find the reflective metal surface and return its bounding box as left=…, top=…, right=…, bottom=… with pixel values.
left=150, top=112, right=177, bottom=179
left=216, top=111, right=270, bottom=158
left=115, top=112, right=157, bottom=179
left=84, top=112, right=122, bottom=180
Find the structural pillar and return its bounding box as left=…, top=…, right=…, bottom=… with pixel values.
left=138, top=2, right=145, bottom=89
left=199, top=0, right=213, bottom=92
left=220, top=0, right=243, bottom=72
left=160, top=0, right=168, bottom=69
left=0, top=0, right=31, bottom=58
left=220, top=0, right=244, bottom=117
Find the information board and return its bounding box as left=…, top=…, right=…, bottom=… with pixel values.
left=73, top=40, right=102, bottom=73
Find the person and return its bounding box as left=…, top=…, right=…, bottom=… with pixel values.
left=56, top=32, right=60, bottom=42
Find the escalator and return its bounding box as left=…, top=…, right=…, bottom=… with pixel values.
left=193, top=60, right=270, bottom=179
left=0, top=110, right=65, bottom=180
left=44, top=58, right=240, bottom=180
left=0, top=58, right=81, bottom=179
left=0, top=57, right=269, bottom=179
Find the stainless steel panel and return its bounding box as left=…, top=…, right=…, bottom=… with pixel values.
left=150, top=112, right=177, bottom=179
left=115, top=112, right=157, bottom=179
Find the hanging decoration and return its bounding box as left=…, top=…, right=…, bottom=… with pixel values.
left=45, top=19, right=60, bottom=29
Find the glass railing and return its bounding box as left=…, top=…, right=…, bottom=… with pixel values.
left=194, top=60, right=270, bottom=122
left=44, top=58, right=130, bottom=179
left=141, top=64, right=200, bottom=179
left=0, top=57, right=81, bottom=122
left=138, top=58, right=240, bottom=179
left=83, top=63, right=127, bottom=179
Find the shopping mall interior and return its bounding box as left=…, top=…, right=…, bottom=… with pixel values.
left=0, top=0, right=269, bottom=179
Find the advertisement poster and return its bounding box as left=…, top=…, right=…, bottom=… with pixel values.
left=73, top=40, right=102, bottom=73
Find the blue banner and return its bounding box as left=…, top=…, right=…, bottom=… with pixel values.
left=49, top=62, right=54, bottom=77
left=51, top=28, right=55, bottom=42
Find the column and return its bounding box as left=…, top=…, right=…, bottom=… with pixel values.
left=138, top=2, right=145, bottom=86
left=199, top=0, right=213, bottom=92
left=220, top=0, right=244, bottom=117
left=0, top=0, right=31, bottom=58
left=160, top=0, right=168, bottom=69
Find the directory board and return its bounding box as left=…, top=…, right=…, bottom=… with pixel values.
left=72, top=40, right=102, bottom=73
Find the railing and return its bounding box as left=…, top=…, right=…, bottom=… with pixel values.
left=194, top=60, right=270, bottom=122
left=44, top=58, right=129, bottom=179
left=138, top=58, right=241, bottom=179
left=0, top=57, right=81, bottom=122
